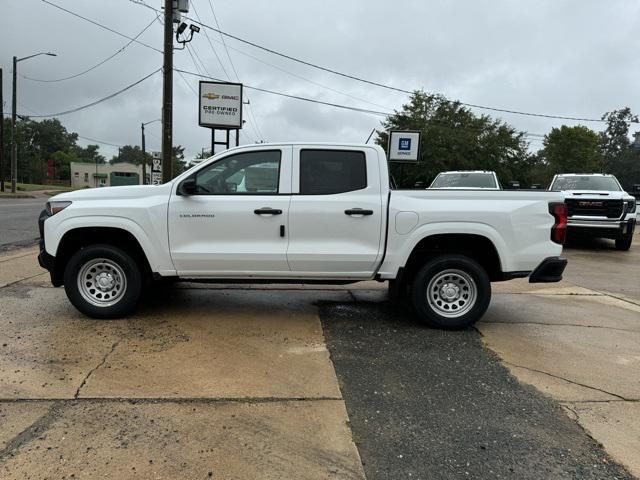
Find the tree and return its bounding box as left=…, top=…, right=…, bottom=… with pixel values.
left=172, top=145, right=187, bottom=176
left=376, top=91, right=530, bottom=187
left=540, top=125, right=603, bottom=175
left=111, top=145, right=145, bottom=165
left=600, top=108, right=638, bottom=166
left=600, top=108, right=640, bottom=190
left=76, top=144, right=105, bottom=165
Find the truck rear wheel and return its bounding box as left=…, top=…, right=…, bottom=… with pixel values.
left=63, top=244, right=142, bottom=319
left=410, top=255, right=491, bottom=329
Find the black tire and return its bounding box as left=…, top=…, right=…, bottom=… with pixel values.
left=615, top=235, right=633, bottom=251
left=409, top=254, right=491, bottom=329
left=63, top=244, right=142, bottom=319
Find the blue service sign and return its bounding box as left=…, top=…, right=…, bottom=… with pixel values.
left=388, top=130, right=420, bottom=162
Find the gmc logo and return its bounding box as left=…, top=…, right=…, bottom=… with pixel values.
left=578, top=201, right=604, bottom=207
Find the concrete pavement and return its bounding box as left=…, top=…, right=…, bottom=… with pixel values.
left=0, top=197, right=45, bottom=249
left=0, top=255, right=366, bottom=479
left=1, top=241, right=639, bottom=478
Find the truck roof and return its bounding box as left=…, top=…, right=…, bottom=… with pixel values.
left=554, top=173, right=614, bottom=177
left=437, top=170, right=496, bottom=174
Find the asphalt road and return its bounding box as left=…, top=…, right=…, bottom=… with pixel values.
left=562, top=232, right=640, bottom=301
left=0, top=197, right=45, bottom=249
left=320, top=301, right=633, bottom=480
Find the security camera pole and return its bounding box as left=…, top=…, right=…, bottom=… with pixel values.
left=161, top=0, right=174, bottom=183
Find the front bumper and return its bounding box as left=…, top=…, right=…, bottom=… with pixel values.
left=567, top=217, right=636, bottom=238
left=37, top=208, right=61, bottom=286
left=529, top=256, right=567, bottom=283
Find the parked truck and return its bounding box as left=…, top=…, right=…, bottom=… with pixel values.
left=549, top=173, right=636, bottom=250
left=38, top=143, right=568, bottom=329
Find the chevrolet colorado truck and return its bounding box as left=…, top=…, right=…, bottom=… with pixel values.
left=38, top=143, right=568, bottom=329
left=549, top=173, right=636, bottom=250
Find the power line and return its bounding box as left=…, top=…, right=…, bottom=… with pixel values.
left=175, top=68, right=391, bottom=117
left=170, top=10, right=634, bottom=124
left=53, top=0, right=620, bottom=126
left=41, top=0, right=162, bottom=53
left=25, top=68, right=161, bottom=118
left=203, top=0, right=265, bottom=141
left=190, top=0, right=230, bottom=80
left=218, top=39, right=392, bottom=112
left=77, top=135, right=124, bottom=148
left=21, top=16, right=159, bottom=83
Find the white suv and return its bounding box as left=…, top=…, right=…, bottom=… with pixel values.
left=549, top=173, right=637, bottom=250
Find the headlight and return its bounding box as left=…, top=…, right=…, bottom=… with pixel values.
left=46, top=201, right=72, bottom=215
left=624, top=198, right=636, bottom=214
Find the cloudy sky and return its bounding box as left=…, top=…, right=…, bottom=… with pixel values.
left=1, top=0, right=639, bottom=161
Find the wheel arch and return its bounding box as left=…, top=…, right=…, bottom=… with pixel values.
left=402, top=233, right=504, bottom=284
left=51, top=226, right=153, bottom=286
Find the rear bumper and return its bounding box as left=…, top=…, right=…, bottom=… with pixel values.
left=529, top=256, right=567, bottom=283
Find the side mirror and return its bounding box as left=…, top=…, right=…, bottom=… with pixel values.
left=179, top=177, right=197, bottom=195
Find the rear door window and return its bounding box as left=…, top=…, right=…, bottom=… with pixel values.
left=299, top=150, right=367, bottom=195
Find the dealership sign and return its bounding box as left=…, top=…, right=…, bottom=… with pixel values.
left=388, top=130, right=421, bottom=162
left=199, top=81, right=243, bottom=129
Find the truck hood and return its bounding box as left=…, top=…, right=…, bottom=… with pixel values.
left=52, top=184, right=172, bottom=201
left=560, top=190, right=631, bottom=199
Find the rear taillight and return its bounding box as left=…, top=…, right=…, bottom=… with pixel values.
left=549, top=202, right=568, bottom=245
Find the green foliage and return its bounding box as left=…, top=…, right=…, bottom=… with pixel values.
left=540, top=125, right=603, bottom=175
left=172, top=145, right=187, bottom=176
left=111, top=145, right=146, bottom=165
left=599, top=108, right=640, bottom=190
left=375, top=91, right=531, bottom=187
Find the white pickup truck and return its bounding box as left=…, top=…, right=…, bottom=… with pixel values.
left=38, top=143, right=568, bottom=329
left=549, top=173, right=637, bottom=250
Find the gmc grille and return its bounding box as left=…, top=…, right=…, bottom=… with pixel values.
left=565, top=199, right=623, bottom=218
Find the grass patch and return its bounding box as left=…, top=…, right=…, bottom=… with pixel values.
left=16, top=183, right=70, bottom=192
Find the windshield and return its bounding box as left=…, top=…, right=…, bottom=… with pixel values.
left=430, top=173, right=497, bottom=189
left=550, top=176, right=621, bottom=191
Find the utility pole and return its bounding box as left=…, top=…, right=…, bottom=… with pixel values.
left=11, top=56, right=17, bottom=193
left=161, top=0, right=173, bottom=183
left=10, top=52, right=56, bottom=193
left=141, top=122, right=146, bottom=185
left=0, top=67, right=4, bottom=192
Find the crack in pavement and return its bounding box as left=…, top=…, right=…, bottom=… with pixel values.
left=0, top=272, right=46, bottom=289
left=504, top=361, right=629, bottom=401
left=481, top=321, right=639, bottom=333
left=0, top=401, right=63, bottom=463
left=74, top=340, right=120, bottom=399
left=593, top=290, right=640, bottom=308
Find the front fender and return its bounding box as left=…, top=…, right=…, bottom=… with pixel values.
left=44, top=215, right=176, bottom=275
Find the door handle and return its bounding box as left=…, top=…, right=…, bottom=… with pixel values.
left=254, top=207, right=282, bottom=215
left=345, top=208, right=374, bottom=216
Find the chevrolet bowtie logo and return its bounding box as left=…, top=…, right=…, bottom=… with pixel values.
left=202, top=93, right=220, bottom=100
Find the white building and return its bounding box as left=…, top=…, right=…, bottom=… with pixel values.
left=70, top=162, right=144, bottom=188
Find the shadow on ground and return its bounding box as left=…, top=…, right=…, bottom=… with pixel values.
left=319, top=300, right=633, bottom=480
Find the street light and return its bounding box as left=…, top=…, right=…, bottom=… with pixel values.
left=141, top=119, right=161, bottom=184
left=11, top=52, right=57, bottom=193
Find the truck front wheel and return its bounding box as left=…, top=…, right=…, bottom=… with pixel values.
left=615, top=235, right=633, bottom=251
left=410, top=255, right=491, bottom=329
left=64, top=244, right=142, bottom=319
